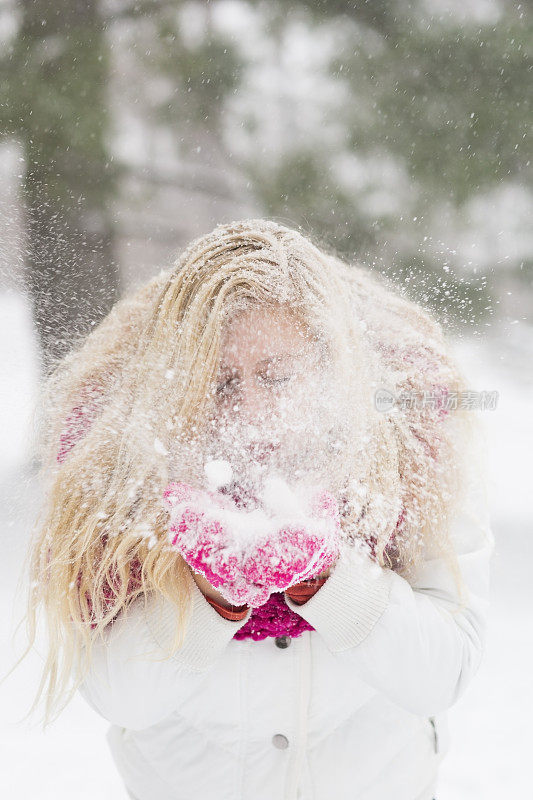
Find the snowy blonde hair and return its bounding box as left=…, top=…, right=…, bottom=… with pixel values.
left=14, top=218, right=488, bottom=727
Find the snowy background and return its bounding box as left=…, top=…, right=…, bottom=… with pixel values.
left=1, top=0, right=532, bottom=796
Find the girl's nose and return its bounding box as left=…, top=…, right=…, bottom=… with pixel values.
left=234, top=378, right=266, bottom=422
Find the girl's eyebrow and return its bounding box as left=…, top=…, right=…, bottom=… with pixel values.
left=219, top=353, right=295, bottom=373
left=256, top=353, right=295, bottom=368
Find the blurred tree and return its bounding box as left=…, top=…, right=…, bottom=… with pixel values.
left=242, top=0, right=531, bottom=325
left=1, top=0, right=530, bottom=353
left=0, top=0, right=251, bottom=374
left=335, top=16, right=531, bottom=205
left=108, top=2, right=245, bottom=188
left=0, top=0, right=125, bottom=376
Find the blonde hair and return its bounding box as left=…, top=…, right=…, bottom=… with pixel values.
left=11, top=218, right=489, bottom=727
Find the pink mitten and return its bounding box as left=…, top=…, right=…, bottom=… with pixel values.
left=163, top=482, right=242, bottom=590
left=239, top=489, right=341, bottom=605
left=163, top=481, right=341, bottom=608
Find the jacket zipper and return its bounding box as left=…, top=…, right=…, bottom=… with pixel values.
left=428, top=716, right=439, bottom=754
left=285, top=634, right=312, bottom=800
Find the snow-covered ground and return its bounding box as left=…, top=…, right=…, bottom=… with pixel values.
left=0, top=289, right=530, bottom=797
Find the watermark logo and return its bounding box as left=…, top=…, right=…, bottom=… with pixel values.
left=374, top=387, right=499, bottom=412
left=374, top=388, right=397, bottom=413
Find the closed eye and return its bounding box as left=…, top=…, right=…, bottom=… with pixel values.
left=216, top=376, right=240, bottom=395
left=258, top=375, right=292, bottom=386
left=215, top=373, right=292, bottom=395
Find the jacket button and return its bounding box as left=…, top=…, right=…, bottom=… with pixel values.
left=275, top=635, right=291, bottom=648
left=272, top=733, right=289, bottom=749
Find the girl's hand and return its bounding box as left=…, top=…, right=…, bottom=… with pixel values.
left=305, top=561, right=338, bottom=582
left=163, top=481, right=342, bottom=608
left=188, top=567, right=243, bottom=609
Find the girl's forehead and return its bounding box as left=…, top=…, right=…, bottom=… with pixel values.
left=220, top=305, right=310, bottom=360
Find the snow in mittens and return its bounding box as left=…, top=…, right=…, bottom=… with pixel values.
left=163, top=466, right=341, bottom=607
left=203, top=458, right=234, bottom=490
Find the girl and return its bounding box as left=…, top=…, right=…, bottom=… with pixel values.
left=21, top=219, right=494, bottom=800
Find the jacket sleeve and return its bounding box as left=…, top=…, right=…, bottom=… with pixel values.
left=77, top=566, right=253, bottom=730
left=284, top=471, right=495, bottom=718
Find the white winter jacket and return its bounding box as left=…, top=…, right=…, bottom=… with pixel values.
left=78, top=474, right=494, bottom=800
